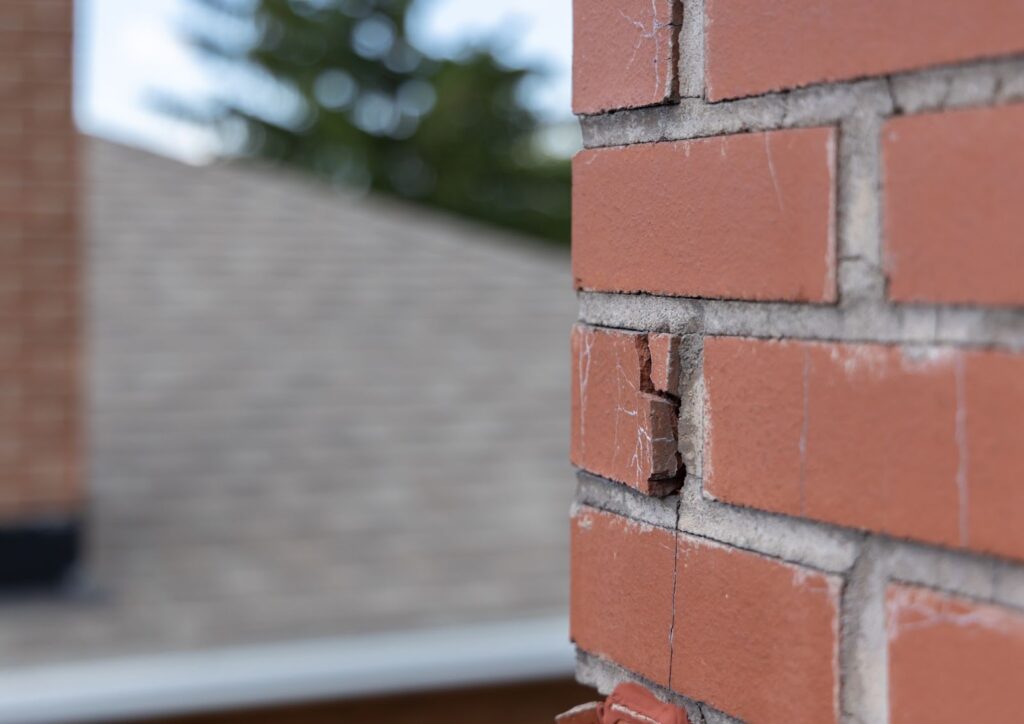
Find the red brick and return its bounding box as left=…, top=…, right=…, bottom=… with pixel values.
left=705, top=337, right=962, bottom=548
left=572, top=0, right=678, bottom=114
left=570, top=325, right=682, bottom=496
left=964, top=351, right=1024, bottom=560
left=555, top=703, right=600, bottom=724
left=887, top=584, right=1024, bottom=724
left=570, top=507, right=675, bottom=686
left=884, top=104, right=1024, bottom=306
left=705, top=0, right=1024, bottom=100
left=703, top=336, right=805, bottom=516
left=29, top=1, right=72, bottom=32
left=0, top=0, right=79, bottom=518
left=672, top=536, right=840, bottom=723
left=804, top=344, right=961, bottom=546
left=647, top=333, right=679, bottom=396
left=573, top=128, right=836, bottom=303
left=707, top=338, right=1024, bottom=559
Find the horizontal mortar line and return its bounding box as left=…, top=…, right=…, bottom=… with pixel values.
left=577, top=293, right=1024, bottom=351
left=573, top=471, right=680, bottom=527
left=576, top=316, right=1022, bottom=350
left=584, top=53, right=1024, bottom=119
left=574, top=648, right=668, bottom=696
left=575, top=471, right=859, bottom=576
left=578, top=54, right=1024, bottom=149
left=878, top=541, right=1024, bottom=610
left=576, top=471, right=1024, bottom=600
left=574, top=648, right=740, bottom=724
left=581, top=104, right=854, bottom=149
left=576, top=286, right=1024, bottom=313
left=581, top=107, right=851, bottom=150
left=679, top=479, right=861, bottom=575
left=577, top=290, right=1024, bottom=324
left=690, top=486, right=1024, bottom=593
left=571, top=496, right=677, bottom=532
left=678, top=515, right=852, bottom=578
left=885, top=572, right=1024, bottom=616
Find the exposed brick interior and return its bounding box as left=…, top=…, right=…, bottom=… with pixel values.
left=570, top=3, right=1024, bottom=721
left=0, top=3, right=80, bottom=529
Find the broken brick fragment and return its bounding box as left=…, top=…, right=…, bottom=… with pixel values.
left=556, top=682, right=689, bottom=724
left=570, top=324, right=683, bottom=496
left=647, top=333, right=680, bottom=396
left=555, top=702, right=601, bottom=724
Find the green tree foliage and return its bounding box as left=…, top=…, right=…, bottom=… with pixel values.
left=180, top=0, right=571, bottom=244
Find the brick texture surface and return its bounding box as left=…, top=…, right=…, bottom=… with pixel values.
left=0, top=0, right=79, bottom=518
left=963, top=350, right=1024, bottom=561
left=672, top=536, right=840, bottom=724
left=573, top=128, right=836, bottom=303
left=572, top=1, right=1024, bottom=719
left=572, top=0, right=679, bottom=115
left=887, top=584, right=1024, bottom=724
left=884, top=103, right=1024, bottom=306
left=705, top=0, right=1024, bottom=100
left=570, top=506, right=675, bottom=687
left=705, top=336, right=1024, bottom=559
left=570, top=325, right=682, bottom=496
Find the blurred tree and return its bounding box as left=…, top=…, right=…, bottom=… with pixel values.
left=173, top=0, right=571, bottom=244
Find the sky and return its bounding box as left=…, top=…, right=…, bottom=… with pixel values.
left=75, top=0, right=573, bottom=162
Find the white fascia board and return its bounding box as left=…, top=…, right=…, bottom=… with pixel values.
left=0, top=615, right=573, bottom=723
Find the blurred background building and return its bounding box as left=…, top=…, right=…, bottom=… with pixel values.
left=0, top=0, right=587, bottom=721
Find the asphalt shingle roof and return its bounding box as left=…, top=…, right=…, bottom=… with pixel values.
left=0, top=139, right=575, bottom=667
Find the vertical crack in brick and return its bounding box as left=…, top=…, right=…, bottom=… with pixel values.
left=666, top=495, right=682, bottom=695
left=619, top=1, right=665, bottom=102
left=763, top=132, right=784, bottom=212
left=577, top=327, right=595, bottom=459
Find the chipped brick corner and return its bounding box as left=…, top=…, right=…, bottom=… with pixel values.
left=571, top=324, right=685, bottom=497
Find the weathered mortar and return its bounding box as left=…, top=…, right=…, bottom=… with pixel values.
left=576, top=650, right=741, bottom=724
left=579, top=292, right=1024, bottom=351
left=571, top=1, right=1024, bottom=716
left=579, top=56, right=1024, bottom=149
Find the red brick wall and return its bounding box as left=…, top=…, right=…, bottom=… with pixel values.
left=570, top=3, right=1024, bottom=721
left=0, top=2, right=81, bottom=526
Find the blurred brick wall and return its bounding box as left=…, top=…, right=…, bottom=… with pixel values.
left=570, top=1, right=1024, bottom=721
left=0, top=0, right=81, bottom=581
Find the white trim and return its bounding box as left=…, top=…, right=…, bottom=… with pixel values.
left=0, top=616, right=572, bottom=723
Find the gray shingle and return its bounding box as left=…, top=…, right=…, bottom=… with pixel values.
left=0, top=139, right=574, bottom=667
